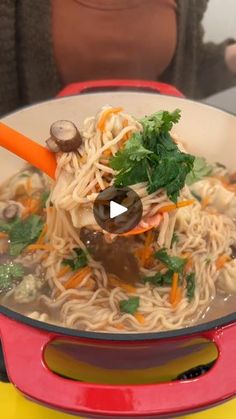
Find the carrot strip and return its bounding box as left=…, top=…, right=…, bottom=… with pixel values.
left=114, top=323, right=125, bottom=330
left=140, top=231, right=153, bottom=267
left=0, top=232, right=8, bottom=239
left=120, top=225, right=155, bottom=237
left=172, top=287, right=183, bottom=308
left=26, top=244, right=53, bottom=252
left=36, top=224, right=47, bottom=245
left=22, top=198, right=41, bottom=219
left=98, top=107, right=123, bottom=132
left=170, top=272, right=179, bottom=305
left=57, top=265, right=71, bottom=278
left=134, top=312, right=145, bottom=324
left=201, top=196, right=210, bottom=209
left=109, top=276, right=136, bottom=293
left=184, top=257, right=193, bottom=274
left=102, top=148, right=112, bottom=158
left=64, top=266, right=91, bottom=290
left=216, top=255, right=231, bottom=270
left=159, top=200, right=195, bottom=214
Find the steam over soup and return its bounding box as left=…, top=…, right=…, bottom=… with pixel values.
left=0, top=106, right=236, bottom=332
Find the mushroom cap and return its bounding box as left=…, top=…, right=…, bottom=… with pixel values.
left=50, top=120, right=78, bottom=142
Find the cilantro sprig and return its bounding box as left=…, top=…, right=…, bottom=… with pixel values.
left=62, top=248, right=88, bottom=271
left=110, top=110, right=195, bottom=202
left=143, top=249, right=196, bottom=301
left=119, top=296, right=140, bottom=315
left=0, top=215, right=44, bottom=256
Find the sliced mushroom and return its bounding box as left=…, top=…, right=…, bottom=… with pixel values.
left=46, top=120, right=82, bottom=153
left=3, top=203, right=19, bottom=221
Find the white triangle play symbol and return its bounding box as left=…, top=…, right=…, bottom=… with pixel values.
left=110, top=200, right=128, bottom=219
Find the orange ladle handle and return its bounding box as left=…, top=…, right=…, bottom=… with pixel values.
left=0, top=122, right=56, bottom=179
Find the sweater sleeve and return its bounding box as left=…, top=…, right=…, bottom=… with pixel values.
left=194, top=36, right=236, bottom=99
left=160, top=0, right=236, bottom=99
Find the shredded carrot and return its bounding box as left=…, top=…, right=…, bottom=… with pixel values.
left=184, top=256, right=193, bottom=274
left=201, top=196, right=210, bottom=209
left=159, top=200, right=194, bottom=214
left=57, top=265, right=71, bottom=278
left=98, top=107, right=123, bottom=132
left=216, top=255, right=231, bottom=270
left=172, top=287, right=183, bottom=308
left=140, top=231, right=153, bottom=266
left=134, top=312, right=145, bottom=324
left=64, top=266, right=91, bottom=290
left=109, top=276, right=136, bottom=294
left=36, top=224, right=47, bottom=245
left=102, top=148, right=112, bottom=158
left=26, top=243, right=53, bottom=252
left=0, top=232, right=8, bottom=239
left=170, top=272, right=179, bottom=305
left=120, top=225, right=155, bottom=237
left=114, top=323, right=125, bottom=330
left=26, top=177, right=32, bottom=196
left=22, top=198, right=40, bottom=219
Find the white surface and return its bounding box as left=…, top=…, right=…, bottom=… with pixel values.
left=203, top=0, right=236, bottom=42
left=110, top=201, right=128, bottom=219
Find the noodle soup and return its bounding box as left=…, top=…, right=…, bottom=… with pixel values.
left=0, top=106, right=236, bottom=332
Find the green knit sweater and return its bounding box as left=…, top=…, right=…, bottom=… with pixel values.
left=0, top=0, right=236, bottom=116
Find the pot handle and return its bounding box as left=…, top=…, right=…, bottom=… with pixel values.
left=57, top=79, right=184, bottom=98
left=0, top=315, right=236, bottom=417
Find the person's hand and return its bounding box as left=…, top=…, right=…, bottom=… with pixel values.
left=225, top=43, right=236, bottom=73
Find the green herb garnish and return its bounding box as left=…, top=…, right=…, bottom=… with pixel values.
left=40, top=191, right=50, bottom=208
left=0, top=263, right=24, bottom=291
left=186, top=157, right=213, bottom=185
left=154, top=248, right=187, bottom=273
left=110, top=110, right=195, bottom=202
left=119, top=296, right=140, bottom=315
left=0, top=215, right=44, bottom=256
left=143, top=270, right=173, bottom=286
left=171, top=232, right=179, bottom=246
left=62, top=248, right=88, bottom=271
left=186, top=273, right=195, bottom=301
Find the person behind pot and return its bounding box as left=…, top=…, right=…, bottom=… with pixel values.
left=1, top=0, right=236, bottom=116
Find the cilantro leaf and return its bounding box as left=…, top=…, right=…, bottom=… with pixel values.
left=0, top=263, right=24, bottom=291
left=62, top=248, right=88, bottom=271
left=119, top=296, right=140, bottom=315
left=186, top=157, right=213, bottom=185
left=155, top=249, right=187, bottom=273
left=141, top=109, right=181, bottom=139
left=110, top=110, right=195, bottom=202
left=186, top=272, right=196, bottom=301
left=143, top=270, right=173, bottom=286
left=0, top=215, right=44, bottom=256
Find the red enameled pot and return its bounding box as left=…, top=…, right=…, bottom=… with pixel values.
left=0, top=80, right=236, bottom=418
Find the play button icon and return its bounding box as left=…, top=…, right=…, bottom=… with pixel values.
left=110, top=201, right=128, bottom=219
left=93, top=186, right=143, bottom=234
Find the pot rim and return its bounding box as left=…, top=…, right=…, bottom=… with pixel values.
left=0, top=304, right=235, bottom=341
